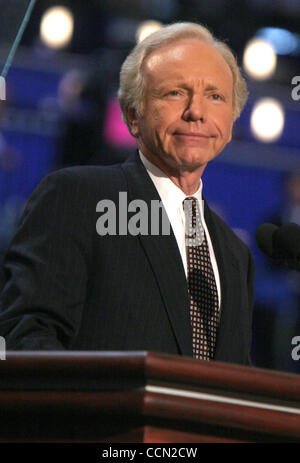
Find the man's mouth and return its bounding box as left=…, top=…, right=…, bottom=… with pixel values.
left=174, top=132, right=212, bottom=140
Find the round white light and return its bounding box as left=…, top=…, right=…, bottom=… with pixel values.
left=250, top=98, right=284, bottom=142
left=136, top=20, right=163, bottom=43
left=243, top=39, right=277, bottom=80
left=40, top=6, right=74, bottom=49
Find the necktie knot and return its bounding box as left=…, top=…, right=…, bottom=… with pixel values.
left=183, top=197, right=204, bottom=246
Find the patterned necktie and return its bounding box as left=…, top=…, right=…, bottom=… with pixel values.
left=183, top=197, right=220, bottom=360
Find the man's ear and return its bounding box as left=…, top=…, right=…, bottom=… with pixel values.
left=227, top=125, right=232, bottom=144
left=226, top=116, right=234, bottom=144
left=125, top=107, right=140, bottom=138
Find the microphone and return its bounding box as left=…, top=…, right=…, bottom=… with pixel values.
left=255, top=222, right=300, bottom=271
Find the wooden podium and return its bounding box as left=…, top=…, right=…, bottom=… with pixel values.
left=0, top=351, right=300, bottom=443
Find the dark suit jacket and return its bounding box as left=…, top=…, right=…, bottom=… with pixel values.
left=0, top=154, right=254, bottom=364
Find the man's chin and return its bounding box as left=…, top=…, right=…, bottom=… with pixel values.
left=174, top=150, right=213, bottom=170
left=143, top=147, right=212, bottom=174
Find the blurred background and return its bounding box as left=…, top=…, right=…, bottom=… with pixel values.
left=0, top=0, right=300, bottom=373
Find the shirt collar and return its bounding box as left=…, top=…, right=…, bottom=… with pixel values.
left=139, top=150, right=204, bottom=213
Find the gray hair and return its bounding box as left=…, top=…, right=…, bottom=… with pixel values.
left=118, top=22, right=248, bottom=128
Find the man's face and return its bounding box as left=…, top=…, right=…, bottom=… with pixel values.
left=128, top=39, right=234, bottom=175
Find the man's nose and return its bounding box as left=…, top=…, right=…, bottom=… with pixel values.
left=183, top=94, right=206, bottom=122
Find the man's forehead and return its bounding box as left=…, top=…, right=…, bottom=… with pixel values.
left=143, top=39, right=232, bottom=81
left=145, top=39, right=218, bottom=64
left=145, top=42, right=191, bottom=71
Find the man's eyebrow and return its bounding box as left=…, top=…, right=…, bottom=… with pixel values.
left=151, top=80, right=190, bottom=94
left=154, top=80, right=186, bottom=89
left=151, top=81, right=230, bottom=95
left=204, top=83, right=231, bottom=96
left=204, top=84, right=219, bottom=91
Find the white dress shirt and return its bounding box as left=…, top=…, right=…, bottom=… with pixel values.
left=139, top=151, right=221, bottom=309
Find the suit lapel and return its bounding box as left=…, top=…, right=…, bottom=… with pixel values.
left=204, top=202, right=242, bottom=362
left=121, top=155, right=193, bottom=357
left=121, top=155, right=243, bottom=361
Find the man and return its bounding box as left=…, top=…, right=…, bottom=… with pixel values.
left=0, top=22, right=254, bottom=365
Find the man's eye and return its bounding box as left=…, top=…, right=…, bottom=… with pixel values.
left=168, top=90, right=180, bottom=96
left=211, top=94, right=222, bottom=100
